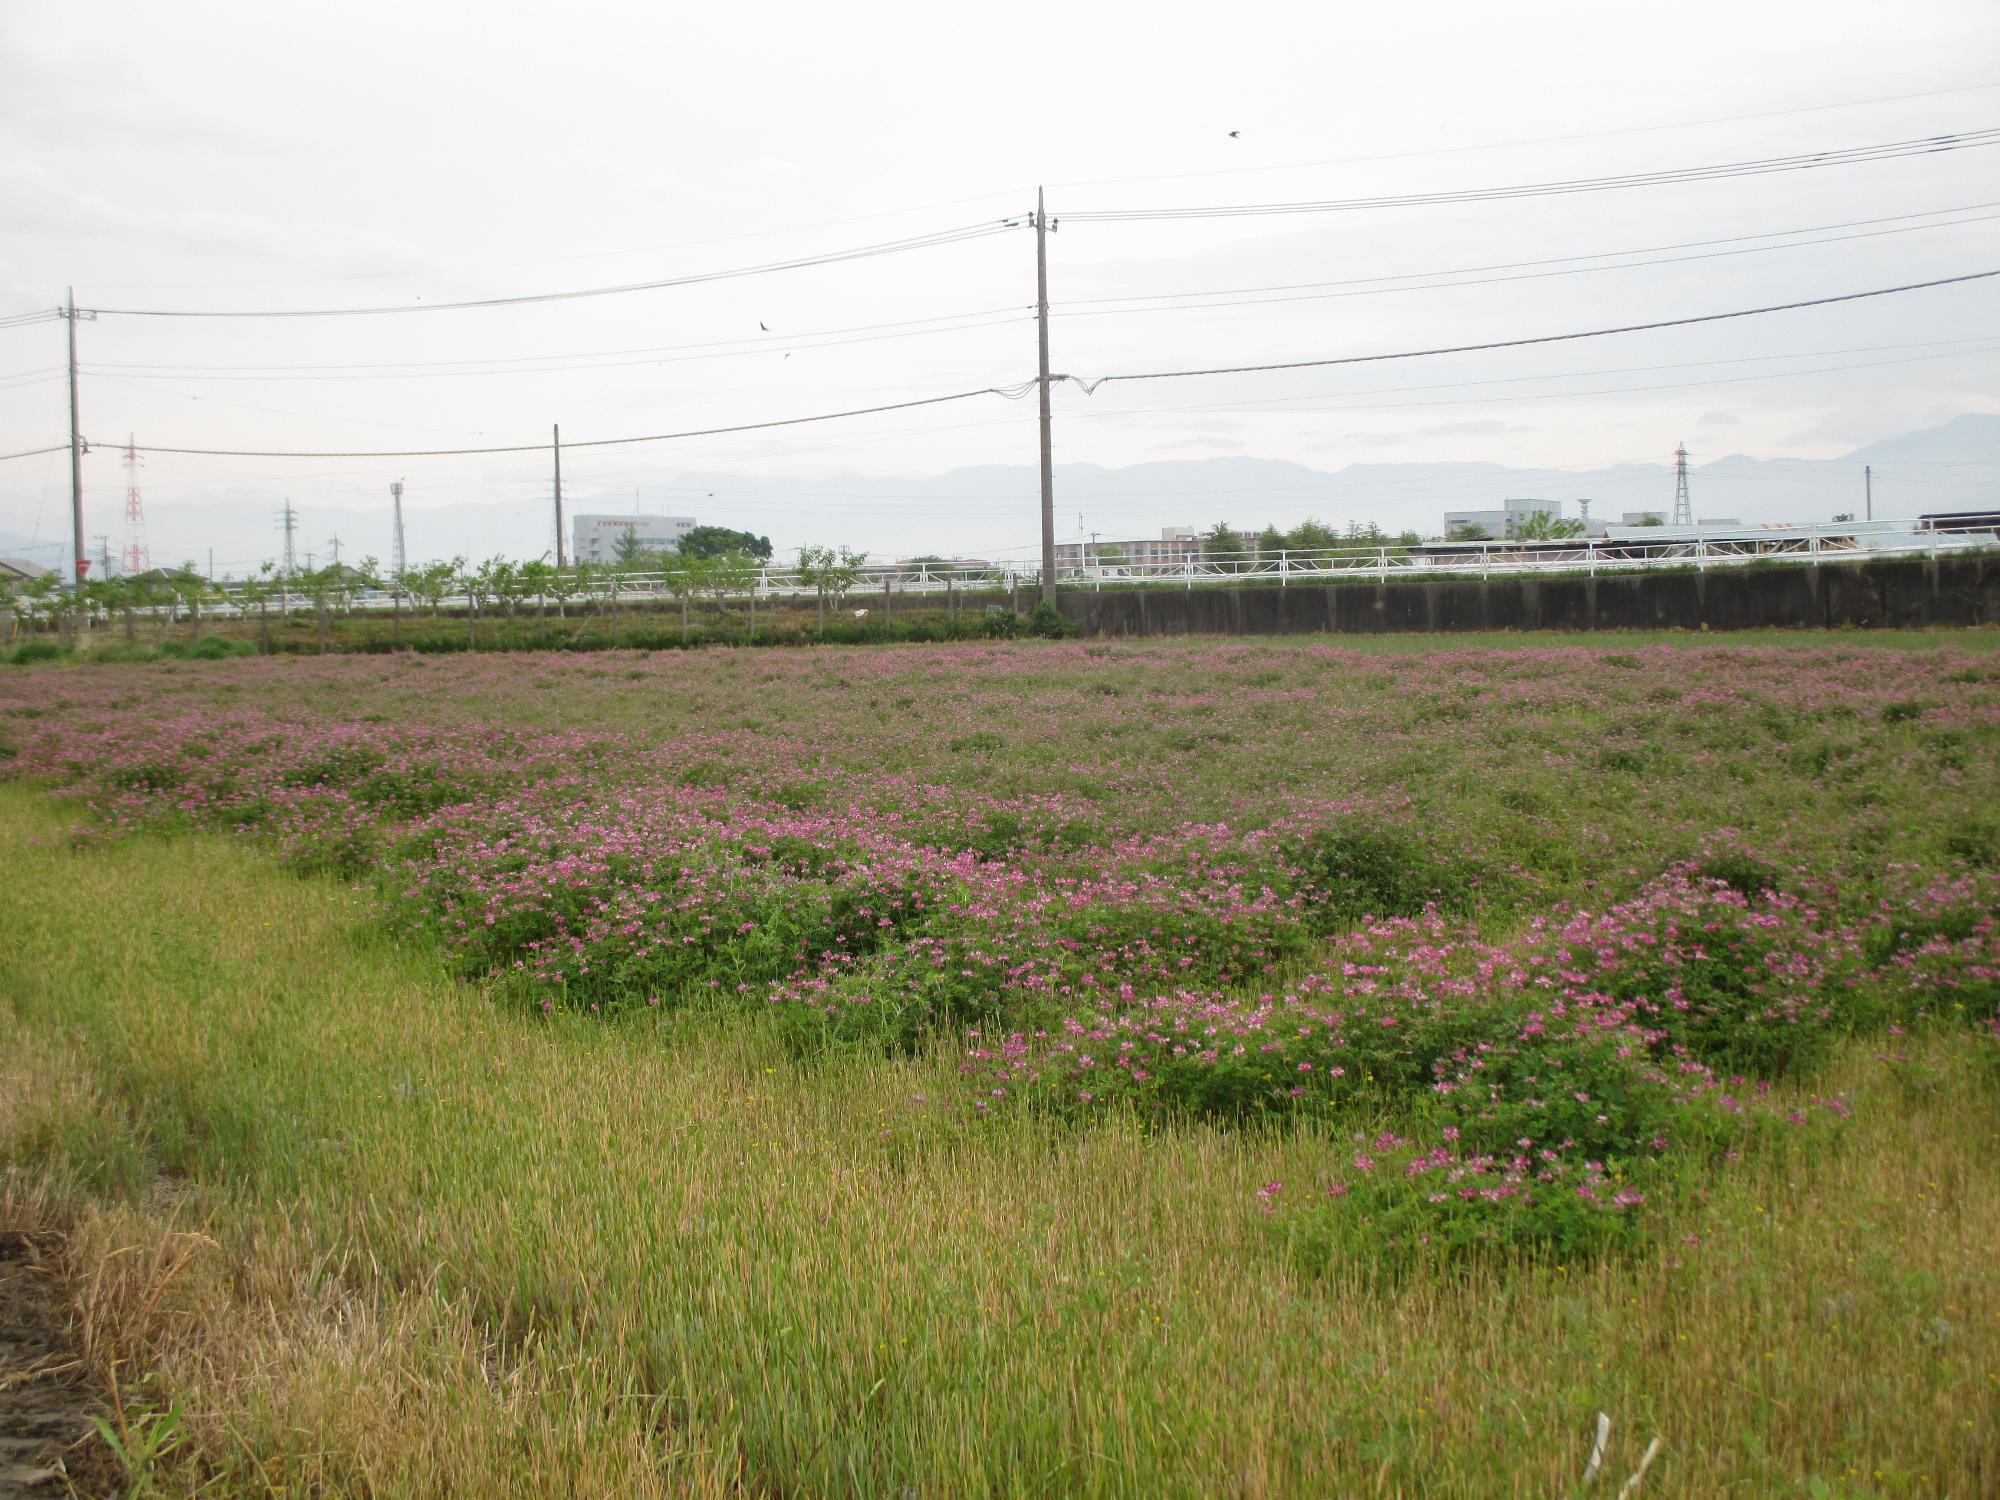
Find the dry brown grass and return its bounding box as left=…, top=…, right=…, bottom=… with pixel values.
left=3, top=789, right=1996, bottom=1497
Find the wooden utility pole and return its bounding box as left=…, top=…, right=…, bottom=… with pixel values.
left=553, top=424, right=566, bottom=567
left=1035, top=188, right=1056, bottom=606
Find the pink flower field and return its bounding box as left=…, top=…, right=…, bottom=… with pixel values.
left=4, top=636, right=1997, bottom=1262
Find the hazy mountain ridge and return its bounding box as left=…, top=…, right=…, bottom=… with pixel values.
left=3, top=415, right=1993, bottom=574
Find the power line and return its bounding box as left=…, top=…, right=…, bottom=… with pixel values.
left=1056, top=203, right=2000, bottom=317
left=121, top=383, right=1039, bottom=459
left=1063, top=129, right=2000, bottom=224
left=1047, top=81, right=2000, bottom=194
left=1068, top=268, right=2000, bottom=387
left=0, top=309, right=63, bottom=332
left=83, top=309, right=1034, bottom=383
left=0, top=443, right=71, bottom=464
left=82, top=221, right=1022, bottom=320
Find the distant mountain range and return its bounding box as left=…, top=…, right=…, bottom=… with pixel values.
left=4, top=413, right=1995, bottom=574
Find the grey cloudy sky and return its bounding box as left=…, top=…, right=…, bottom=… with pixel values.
left=2, top=0, right=1997, bottom=568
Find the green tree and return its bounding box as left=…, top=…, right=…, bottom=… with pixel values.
left=516, top=559, right=557, bottom=640
left=1509, top=511, right=1586, bottom=541
left=465, top=557, right=518, bottom=647
left=796, top=545, right=867, bottom=634
left=1447, top=523, right=1494, bottom=543
left=611, top=526, right=646, bottom=567
left=7, top=573, right=59, bottom=640
left=1201, top=523, right=1246, bottom=571
left=169, top=564, right=211, bottom=642
left=548, top=561, right=585, bottom=620
left=660, top=551, right=701, bottom=642
left=409, top=557, right=461, bottom=619
left=298, top=564, right=348, bottom=654
left=679, top=525, right=773, bottom=561
left=1285, top=518, right=1340, bottom=552
left=699, top=551, right=758, bottom=635
left=237, top=564, right=280, bottom=653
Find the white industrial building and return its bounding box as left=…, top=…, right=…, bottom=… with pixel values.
left=1441, top=498, right=1565, bottom=538
left=572, top=513, right=696, bottom=564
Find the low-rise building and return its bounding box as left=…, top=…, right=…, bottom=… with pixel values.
left=1054, top=528, right=1207, bottom=570
left=1, top=556, right=55, bottom=587
left=572, top=513, right=696, bottom=564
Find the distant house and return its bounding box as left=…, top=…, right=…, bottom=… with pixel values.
left=0, top=556, right=55, bottom=587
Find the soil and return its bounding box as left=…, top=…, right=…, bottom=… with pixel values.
left=0, top=1233, right=112, bottom=1499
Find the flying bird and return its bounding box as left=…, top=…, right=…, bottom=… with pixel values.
left=1227, top=130, right=1241, bottom=139
left=759, top=321, right=769, bottom=331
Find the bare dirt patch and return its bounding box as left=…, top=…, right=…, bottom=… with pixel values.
left=0, top=1232, right=111, bottom=1499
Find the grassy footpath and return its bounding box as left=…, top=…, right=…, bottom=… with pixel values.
left=1, top=785, right=1995, bottom=1498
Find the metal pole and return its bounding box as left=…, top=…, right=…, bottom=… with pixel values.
left=1035, top=188, right=1056, bottom=606
left=390, top=480, right=406, bottom=578
left=1864, top=464, right=1872, bottom=524
left=553, top=424, right=566, bottom=567
left=66, top=288, right=85, bottom=593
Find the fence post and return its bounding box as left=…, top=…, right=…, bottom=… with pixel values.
left=1280, top=549, right=1288, bottom=587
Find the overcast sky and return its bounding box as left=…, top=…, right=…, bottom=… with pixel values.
left=3, top=0, right=1998, bottom=569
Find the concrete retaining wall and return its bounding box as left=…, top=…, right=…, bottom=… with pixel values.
left=1053, top=554, right=2000, bottom=638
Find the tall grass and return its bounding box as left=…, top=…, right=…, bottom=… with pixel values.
left=3, top=788, right=1995, bottom=1498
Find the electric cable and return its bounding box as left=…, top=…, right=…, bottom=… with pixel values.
left=83, top=222, right=1022, bottom=319
left=120, top=383, right=1039, bottom=459
left=1063, top=129, right=2000, bottom=223
left=1066, top=268, right=2000, bottom=388
left=1056, top=203, right=2000, bottom=316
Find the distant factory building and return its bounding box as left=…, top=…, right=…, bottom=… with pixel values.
left=1441, top=498, right=1563, bottom=539
left=572, top=513, right=696, bottom=563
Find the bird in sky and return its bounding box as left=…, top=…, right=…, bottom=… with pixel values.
left=759, top=321, right=769, bottom=331
left=1227, top=130, right=1240, bottom=138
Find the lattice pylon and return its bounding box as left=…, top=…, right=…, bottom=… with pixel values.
left=121, top=435, right=151, bottom=575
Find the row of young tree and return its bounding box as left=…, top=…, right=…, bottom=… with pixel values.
left=6, top=538, right=879, bottom=650
left=1169, top=519, right=1429, bottom=570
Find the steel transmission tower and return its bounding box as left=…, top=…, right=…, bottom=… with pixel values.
left=1671, top=444, right=1694, bottom=528
left=278, top=499, right=299, bottom=574
left=390, top=480, right=407, bottom=577
left=121, top=435, right=151, bottom=575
